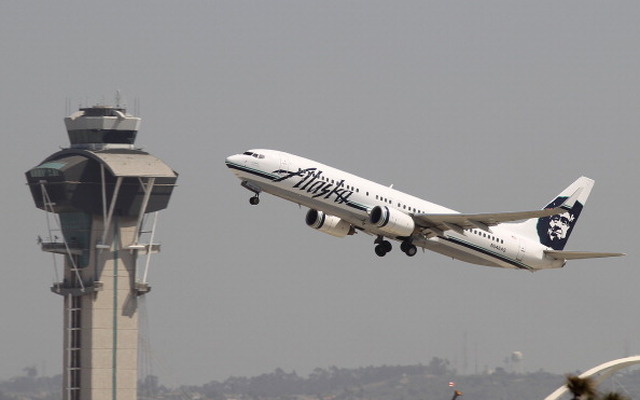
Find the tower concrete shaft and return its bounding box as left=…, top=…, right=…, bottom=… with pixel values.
left=63, top=217, right=139, bottom=400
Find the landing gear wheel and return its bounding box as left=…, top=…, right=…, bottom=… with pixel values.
left=375, top=245, right=387, bottom=257
left=405, top=245, right=417, bottom=257
left=374, top=236, right=392, bottom=257
left=249, top=195, right=260, bottom=205
left=401, top=240, right=417, bottom=257
left=381, top=240, right=392, bottom=253
left=400, top=241, right=410, bottom=253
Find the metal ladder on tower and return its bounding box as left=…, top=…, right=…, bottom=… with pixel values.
left=66, top=293, right=81, bottom=400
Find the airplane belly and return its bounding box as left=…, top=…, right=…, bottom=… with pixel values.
left=414, top=236, right=521, bottom=269
left=257, top=181, right=369, bottom=226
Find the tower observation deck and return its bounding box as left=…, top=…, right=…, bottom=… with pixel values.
left=25, top=105, right=178, bottom=400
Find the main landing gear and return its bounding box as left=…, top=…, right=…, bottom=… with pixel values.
left=374, top=237, right=417, bottom=257
left=374, top=237, right=392, bottom=257
left=400, top=240, right=418, bottom=257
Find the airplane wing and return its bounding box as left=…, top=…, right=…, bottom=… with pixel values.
left=412, top=189, right=581, bottom=236
left=544, top=250, right=626, bottom=260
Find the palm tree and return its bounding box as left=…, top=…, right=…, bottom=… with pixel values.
left=564, top=373, right=631, bottom=400
left=565, top=375, right=597, bottom=400
left=599, top=392, right=629, bottom=400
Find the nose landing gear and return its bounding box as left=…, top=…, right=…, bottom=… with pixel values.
left=241, top=181, right=262, bottom=206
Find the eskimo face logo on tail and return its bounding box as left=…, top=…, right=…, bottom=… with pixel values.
left=536, top=197, right=584, bottom=250
left=273, top=167, right=354, bottom=204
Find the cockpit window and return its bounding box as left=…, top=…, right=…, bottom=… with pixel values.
left=243, top=151, right=265, bottom=159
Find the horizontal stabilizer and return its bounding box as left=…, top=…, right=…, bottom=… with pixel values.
left=544, top=250, right=626, bottom=260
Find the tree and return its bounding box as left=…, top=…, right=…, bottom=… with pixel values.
left=566, top=375, right=597, bottom=400
left=599, top=392, right=629, bottom=400
left=22, top=367, right=37, bottom=378
left=139, top=374, right=160, bottom=398
left=427, top=357, right=451, bottom=376
left=564, top=375, right=629, bottom=400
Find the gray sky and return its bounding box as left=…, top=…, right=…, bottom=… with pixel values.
left=1, top=1, right=639, bottom=386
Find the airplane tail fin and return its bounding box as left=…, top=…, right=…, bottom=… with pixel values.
left=513, top=177, right=594, bottom=250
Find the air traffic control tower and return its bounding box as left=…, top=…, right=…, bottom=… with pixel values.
left=25, top=105, right=178, bottom=400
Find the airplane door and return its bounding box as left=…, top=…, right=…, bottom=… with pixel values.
left=516, top=240, right=526, bottom=261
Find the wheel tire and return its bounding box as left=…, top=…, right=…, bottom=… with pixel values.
left=382, top=240, right=392, bottom=253
left=375, top=245, right=387, bottom=257
left=249, top=196, right=260, bottom=205
left=405, top=245, right=417, bottom=257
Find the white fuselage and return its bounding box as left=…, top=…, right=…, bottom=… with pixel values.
left=226, top=149, right=564, bottom=270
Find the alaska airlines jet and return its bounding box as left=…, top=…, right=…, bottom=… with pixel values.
left=225, top=149, right=624, bottom=271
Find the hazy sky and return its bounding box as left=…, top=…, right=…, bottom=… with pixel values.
left=1, top=1, right=639, bottom=386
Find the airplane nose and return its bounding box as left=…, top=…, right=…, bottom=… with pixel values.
left=225, top=154, right=242, bottom=167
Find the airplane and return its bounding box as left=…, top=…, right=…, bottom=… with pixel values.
left=225, top=149, right=624, bottom=271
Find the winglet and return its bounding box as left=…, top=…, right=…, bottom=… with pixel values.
left=534, top=188, right=582, bottom=220
left=559, top=187, right=582, bottom=212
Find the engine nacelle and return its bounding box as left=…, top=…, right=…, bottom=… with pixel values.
left=368, top=205, right=415, bottom=237
left=305, top=209, right=355, bottom=238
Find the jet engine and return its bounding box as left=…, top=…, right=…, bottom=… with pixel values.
left=368, top=205, right=415, bottom=237
left=305, top=209, right=355, bottom=238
